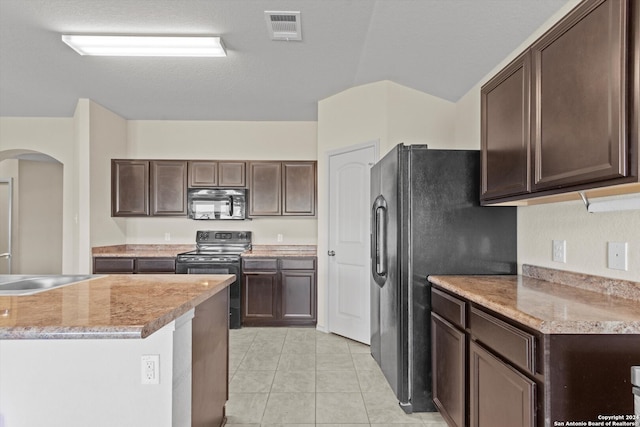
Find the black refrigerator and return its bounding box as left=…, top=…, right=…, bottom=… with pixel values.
left=370, top=143, right=517, bottom=413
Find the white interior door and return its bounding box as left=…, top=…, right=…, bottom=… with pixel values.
left=328, top=142, right=377, bottom=344
left=0, top=179, right=12, bottom=274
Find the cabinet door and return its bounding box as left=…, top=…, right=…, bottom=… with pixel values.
left=188, top=161, right=218, bottom=187
left=150, top=160, right=187, bottom=216
left=481, top=52, right=531, bottom=201
left=111, top=160, right=149, bottom=216
left=218, top=161, right=246, bottom=187
left=531, top=0, right=628, bottom=191
left=280, top=270, right=316, bottom=322
left=282, top=162, right=316, bottom=216
left=135, top=257, right=176, bottom=273
left=248, top=162, right=282, bottom=216
left=93, top=257, right=135, bottom=274
left=432, top=313, right=466, bottom=427
left=242, top=272, right=278, bottom=323
left=469, top=341, right=535, bottom=427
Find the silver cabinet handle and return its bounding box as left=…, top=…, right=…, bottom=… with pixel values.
left=327, top=250, right=335, bottom=256
left=0, top=253, right=10, bottom=259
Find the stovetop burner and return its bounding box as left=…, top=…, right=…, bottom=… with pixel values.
left=177, top=230, right=252, bottom=260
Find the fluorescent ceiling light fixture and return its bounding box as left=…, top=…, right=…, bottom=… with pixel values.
left=61, top=35, right=226, bottom=57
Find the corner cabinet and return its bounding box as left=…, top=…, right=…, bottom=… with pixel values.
left=481, top=0, right=639, bottom=204
left=248, top=161, right=316, bottom=217
left=112, top=159, right=187, bottom=217
left=431, top=284, right=639, bottom=427
left=241, top=257, right=317, bottom=326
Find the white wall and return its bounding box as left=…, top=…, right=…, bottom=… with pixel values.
left=17, top=160, right=63, bottom=274
left=88, top=101, right=128, bottom=248
left=454, top=0, right=639, bottom=282
left=124, top=120, right=318, bottom=245
left=0, top=117, right=77, bottom=273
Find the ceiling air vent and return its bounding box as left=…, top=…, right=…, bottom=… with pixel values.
left=264, top=11, right=301, bottom=41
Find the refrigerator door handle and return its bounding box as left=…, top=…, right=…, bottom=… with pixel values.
left=372, top=195, right=387, bottom=286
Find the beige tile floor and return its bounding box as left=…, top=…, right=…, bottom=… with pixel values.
left=225, top=327, right=448, bottom=427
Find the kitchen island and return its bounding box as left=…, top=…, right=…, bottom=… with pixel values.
left=0, top=274, right=234, bottom=427
left=428, top=266, right=640, bottom=427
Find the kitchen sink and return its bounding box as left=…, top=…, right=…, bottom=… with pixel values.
left=0, top=275, right=102, bottom=296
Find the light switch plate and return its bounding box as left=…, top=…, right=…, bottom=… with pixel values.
left=552, top=240, right=566, bottom=263
left=607, top=242, right=628, bottom=271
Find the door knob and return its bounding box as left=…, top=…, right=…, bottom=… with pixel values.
left=327, top=250, right=335, bottom=256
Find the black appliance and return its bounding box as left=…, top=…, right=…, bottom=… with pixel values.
left=187, top=188, right=247, bottom=220
left=176, top=230, right=251, bottom=329
left=370, top=144, right=517, bottom=413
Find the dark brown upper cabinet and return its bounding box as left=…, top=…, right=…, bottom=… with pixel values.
left=112, top=160, right=149, bottom=216
left=248, top=161, right=316, bottom=217
left=481, top=0, right=639, bottom=205
left=283, top=162, right=316, bottom=216
left=112, top=159, right=187, bottom=217
left=248, top=161, right=282, bottom=216
left=188, top=161, right=246, bottom=187
left=481, top=51, right=531, bottom=200
left=532, top=0, right=628, bottom=191
left=150, top=160, right=187, bottom=216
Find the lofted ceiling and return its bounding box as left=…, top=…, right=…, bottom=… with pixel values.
left=0, top=0, right=570, bottom=121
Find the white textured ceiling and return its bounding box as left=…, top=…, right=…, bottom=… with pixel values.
left=0, top=0, right=569, bottom=121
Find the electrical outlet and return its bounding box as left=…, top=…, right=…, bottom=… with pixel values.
left=552, top=240, right=566, bottom=263
left=141, top=354, right=160, bottom=385
left=607, top=242, right=628, bottom=271
left=277, top=233, right=283, bottom=242
left=164, top=232, right=171, bottom=241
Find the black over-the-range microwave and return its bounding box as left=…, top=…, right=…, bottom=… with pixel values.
left=187, top=188, right=247, bottom=220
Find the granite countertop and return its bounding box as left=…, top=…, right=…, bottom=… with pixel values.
left=0, top=274, right=234, bottom=340
left=92, top=244, right=195, bottom=258
left=241, top=245, right=317, bottom=258
left=93, top=244, right=317, bottom=258
left=428, top=265, right=640, bottom=334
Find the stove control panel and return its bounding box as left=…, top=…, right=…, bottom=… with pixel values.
left=196, top=230, right=252, bottom=244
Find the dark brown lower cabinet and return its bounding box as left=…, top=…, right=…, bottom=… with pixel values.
left=431, top=285, right=640, bottom=427
left=93, top=256, right=176, bottom=274
left=469, top=340, right=535, bottom=427
left=192, top=287, right=229, bottom=427
left=242, top=270, right=278, bottom=322
left=280, top=270, right=316, bottom=321
left=432, top=313, right=466, bottom=427
left=242, top=257, right=316, bottom=326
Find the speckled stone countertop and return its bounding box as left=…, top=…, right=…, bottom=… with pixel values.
left=428, top=265, right=640, bottom=334
left=241, top=245, right=317, bottom=258
left=93, top=244, right=317, bottom=258
left=0, top=274, right=234, bottom=340
left=92, top=244, right=195, bottom=258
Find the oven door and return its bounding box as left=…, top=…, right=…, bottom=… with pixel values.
left=176, top=260, right=241, bottom=329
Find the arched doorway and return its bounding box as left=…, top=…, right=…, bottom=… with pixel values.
left=0, top=150, right=63, bottom=274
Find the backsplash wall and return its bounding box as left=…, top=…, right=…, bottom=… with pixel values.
left=517, top=198, right=639, bottom=281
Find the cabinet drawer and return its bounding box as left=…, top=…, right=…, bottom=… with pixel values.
left=93, top=257, right=135, bottom=273
left=469, top=306, right=536, bottom=375
left=432, top=287, right=466, bottom=329
left=280, top=258, right=316, bottom=270
left=136, top=257, right=175, bottom=273
left=242, top=258, right=278, bottom=271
